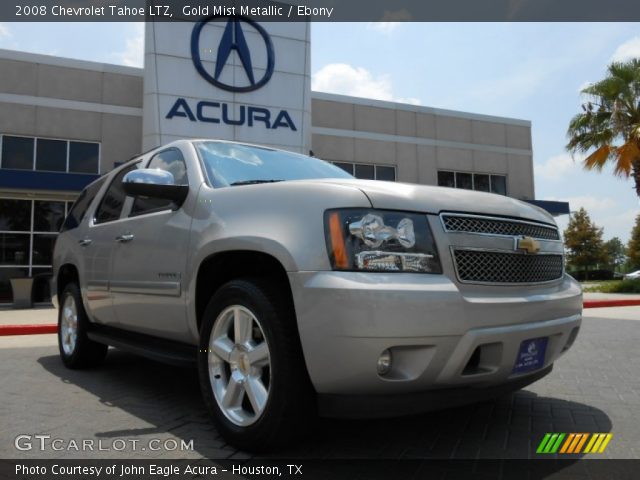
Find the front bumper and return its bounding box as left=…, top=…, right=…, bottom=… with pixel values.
left=289, top=271, right=581, bottom=406
left=318, top=365, right=553, bottom=418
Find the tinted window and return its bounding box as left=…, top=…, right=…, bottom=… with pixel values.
left=491, top=175, right=507, bottom=195
left=36, top=139, right=67, bottom=172
left=34, top=201, right=66, bottom=232
left=1, top=136, right=33, bottom=170
left=0, top=234, right=30, bottom=265
left=333, top=162, right=354, bottom=175
left=94, top=165, right=137, bottom=224
left=196, top=142, right=352, bottom=188
left=69, top=142, right=99, bottom=174
left=32, top=234, right=56, bottom=265
left=474, top=174, right=490, bottom=192
left=437, top=171, right=455, bottom=188
left=354, top=164, right=375, bottom=180
left=376, top=166, right=396, bottom=181
left=130, top=149, right=188, bottom=217
left=62, top=178, right=106, bottom=232
left=0, top=199, right=31, bottom=231
left=456, top=172, right=473, bottom=190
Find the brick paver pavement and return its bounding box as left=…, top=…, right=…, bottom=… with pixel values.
left=1, top=312, right=638, bottom=460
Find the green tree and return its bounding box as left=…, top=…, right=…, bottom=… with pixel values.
left=604, top=237, right=626, bottom=271
left=566, top=59, right=640, bottom=197
left=564, top=208, right=608, bottom=278
left=628, top=214, right=640, bottom=270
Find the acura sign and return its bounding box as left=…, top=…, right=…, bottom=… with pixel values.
left=191, top=16, right=275, bottom=92
left=143, top=13, right=311, bottom=152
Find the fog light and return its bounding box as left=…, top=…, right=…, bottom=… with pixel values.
left=377, top=349, right=392, bottom=375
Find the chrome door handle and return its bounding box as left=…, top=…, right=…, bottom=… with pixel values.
left=78, top=239, right=92, bottom=247
left=115, top=234, right=135, bottom=243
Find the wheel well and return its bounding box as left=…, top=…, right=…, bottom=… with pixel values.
left=57, top=264, right=79, bottom=300
left=195, top=251, right=293, bottom=331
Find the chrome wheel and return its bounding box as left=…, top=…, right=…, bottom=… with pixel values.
left=60, top=294, right=78, bottom=356
left=208, top=305, right=271, bottom=427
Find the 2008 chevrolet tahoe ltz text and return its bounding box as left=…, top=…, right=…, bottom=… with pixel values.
left=52, top=139, right=582, bottom=451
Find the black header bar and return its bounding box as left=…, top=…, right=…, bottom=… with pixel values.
left=2, top=0, right=640, bottom=22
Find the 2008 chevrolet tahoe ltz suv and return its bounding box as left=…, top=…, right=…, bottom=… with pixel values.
left=52, top=139, right=582, bottom=451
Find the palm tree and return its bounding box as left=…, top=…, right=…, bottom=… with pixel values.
left=566, top=59, right=640, bottom=198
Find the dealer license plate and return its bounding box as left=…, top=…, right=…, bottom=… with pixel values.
left=512, top=337, right=548, bottom=374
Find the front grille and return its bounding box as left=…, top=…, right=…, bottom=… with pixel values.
left=453, top=249, right=563, bottom=284
left=442, top=214, right=560, bottom=240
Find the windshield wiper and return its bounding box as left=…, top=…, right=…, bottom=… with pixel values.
left=230, top=179, right=285, bottom=186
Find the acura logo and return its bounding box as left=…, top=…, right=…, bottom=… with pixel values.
left=191, top=16, right=275, bottom=93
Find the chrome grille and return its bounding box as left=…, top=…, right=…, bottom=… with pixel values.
left=442, top=214, right=560, bottom=240
left=453, top=249, right=563, bottom=284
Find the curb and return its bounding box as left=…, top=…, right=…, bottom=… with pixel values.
left=0, top=324, right=58, bottom=336
left=583, top=299, right=640, bottom=309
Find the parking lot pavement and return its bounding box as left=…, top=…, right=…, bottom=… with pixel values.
left=1, top=308, right=639, bottom=460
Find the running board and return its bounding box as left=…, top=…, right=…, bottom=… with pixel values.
left=87, top=325, right=197, bottom=367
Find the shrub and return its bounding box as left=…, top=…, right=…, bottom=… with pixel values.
left=569, top=269, right=614, bottom=281
left=583, top=279, right=640, bottom=293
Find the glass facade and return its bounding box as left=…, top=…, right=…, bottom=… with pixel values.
left=0, top=198, right=73, bottom=304
left=0, top=135, right=100, bottom=174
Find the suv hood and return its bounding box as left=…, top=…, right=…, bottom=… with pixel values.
left=304, top=179, right=555, bottom=225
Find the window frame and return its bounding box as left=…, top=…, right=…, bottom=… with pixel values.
left=437, top=169, right=508, bottom=195
left=92, top=162, right=141, bottom=225
left=0, top=197, right=75, bottom=303
left=0, top=133, right=101, bottom=175
left=331, top=161, right=397, bottom=181
left=61, top=176, right=107, bottom=233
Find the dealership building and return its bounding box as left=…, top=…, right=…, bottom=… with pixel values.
left=0, top=18, right=562, bottom=305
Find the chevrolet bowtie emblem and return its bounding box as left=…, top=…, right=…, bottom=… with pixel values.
left=516, top=236, right=541, bottom=254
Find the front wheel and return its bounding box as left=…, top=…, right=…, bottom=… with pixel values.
left=198, top=278, right=314, bottom=451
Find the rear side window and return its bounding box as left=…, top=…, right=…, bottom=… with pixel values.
left=94, top=163, right=138, bottom=224
left=130, top=149, right=188, bottom=217
left=61, top=177, right=106, bottom=232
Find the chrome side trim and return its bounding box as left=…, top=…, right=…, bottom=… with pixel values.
left=109, top=281, right=181, bottom=297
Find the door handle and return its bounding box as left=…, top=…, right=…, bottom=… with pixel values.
left=115, top=233, right=135, bottom=243
left=78, top=239, right=92, bottom=247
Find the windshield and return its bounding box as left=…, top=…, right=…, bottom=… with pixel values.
left=195, top=141, right=353, bottom=188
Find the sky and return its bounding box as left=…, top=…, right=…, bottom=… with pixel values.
left=1, top=21, right=639, bottom=242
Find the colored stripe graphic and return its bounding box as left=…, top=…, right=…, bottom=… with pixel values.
left=584, top=434, right=598, bottom=453
left=559, top=433, right=575, bottom=453
left=536, top=433, right=552, bottom=453
left=574, top=433, right=589, bottom=453
left=598, top=433, right=613, bottom=453
left=550, top=433, right=565, bottom=453
left=537, top=433, right=612, bottom=454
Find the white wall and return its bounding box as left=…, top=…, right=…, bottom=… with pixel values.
left=143, top=19, right=311, bottom=153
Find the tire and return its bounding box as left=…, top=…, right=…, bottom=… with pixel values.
left=58, top=282, right=108, bottom=369
left=198, top=277, right=315, bottom=451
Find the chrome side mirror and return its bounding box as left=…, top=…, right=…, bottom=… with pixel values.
left=122, top=169, right=189, bottom=204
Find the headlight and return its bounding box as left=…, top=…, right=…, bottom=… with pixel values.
left=324, top=209, right=442, bottom=273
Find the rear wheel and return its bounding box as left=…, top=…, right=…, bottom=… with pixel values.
left=198, top=278, right=314, bottom=451
left=58, top=283, right=108, bottom=369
